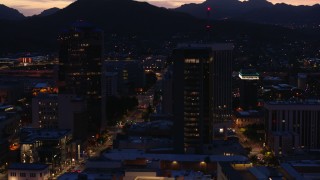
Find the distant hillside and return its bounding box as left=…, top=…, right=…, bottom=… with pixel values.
left=0, top=4, right=25, bottom=20
left=0, top=0, right=316, bottom=53
left=175, top=0, right=320, bottom=26
left=38, top=8, right=60, bottom=17
left=0, top=0, right=202, bottom=52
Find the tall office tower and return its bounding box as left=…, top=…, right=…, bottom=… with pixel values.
left=161, top=66, right=173, bottom=115
left=172, top=43, right=233, bottom=154
left=103, top=60, right=145, bottom=95
left=210, top=44, right=233, bottom=127
left=58, top=21, right=104, bottom=134
left=102, top=72, right=118, bottom=97
left=239, top=68, right=259, bottom=110
left=101, top=72, right=118, bottom=128
left=265, top=100, right=320, bottom=156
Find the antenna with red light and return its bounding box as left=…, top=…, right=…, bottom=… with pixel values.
left=206, top=6, right=211, bottom=30
left=206, top=6, right=212, bottom=41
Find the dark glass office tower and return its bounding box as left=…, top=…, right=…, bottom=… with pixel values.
left=210, top=45, right=233, bottom=127
left=172, top=44, right=233, bottom=154
left=58, top=21, right=104, bottom=135
left=239, top=68, right=259, bottom=110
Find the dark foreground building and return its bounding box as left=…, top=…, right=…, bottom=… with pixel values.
left=239, top=68, right=259, bottom=110
left=172, top=43, right=233, bottom=154
left=58, top=21, right=104, bottom=135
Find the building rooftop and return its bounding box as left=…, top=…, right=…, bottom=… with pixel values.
left=219, top=162, right=244, bottom=180
left=265, top=99, right=320, bottom=106
left=20, top=128, right=71, bottom=144
left=263, top=76, right=282, bottom=81
left=34, top=83, right=49, bottom=88
left=59, top=173, right=110, bottom=180
left=272, top=84, right=294, bottom=91
left=177, top=43, right=234, bottom=51
left=129, top=120, right=173, bottom=131
left=235, top=110, right=263, bottom=118
left=280, top=163, right=304, bottom=179
left=239, top=69, right=259, bottom=80
left=8, top=163, right=49, bottom=171
left=171, top=170, right=209, bottom=179
left=126, top=136, right=172, bottom=144
left=103, top=149, right=248, bottom=162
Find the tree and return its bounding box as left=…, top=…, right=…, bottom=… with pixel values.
left=105, top=96, right=139, bottom=126
left=142, top=103, right=153, bottom=122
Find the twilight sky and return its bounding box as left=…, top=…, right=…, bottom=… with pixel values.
left=1, top=0, right=319, bottom=16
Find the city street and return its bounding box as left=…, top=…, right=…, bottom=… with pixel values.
left=234, top=126, right=263, bottom=157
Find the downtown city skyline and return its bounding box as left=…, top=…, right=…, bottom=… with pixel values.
left=0, top=0, right=320, bottom=16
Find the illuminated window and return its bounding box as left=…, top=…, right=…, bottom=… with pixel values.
left=185, top=59, right=200, bottom=64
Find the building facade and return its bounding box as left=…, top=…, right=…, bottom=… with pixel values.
left=32, top=94, right=87, bottom=140
left=172, top=44, right=233, bottom=153
left=58, top=21, right=104, bottom=134
left=102, top=72, right=118, bottom=97
left=8, top=163, right=50, bottom=180
left=238, top=68, right=259, bottom=110
left=58, top=94, right=88, bottom=140
left=103, top=60, right=145, bottom=95
left=264, top=100, right=320, bottom=156
left=32, top=94, right=58, bottom=129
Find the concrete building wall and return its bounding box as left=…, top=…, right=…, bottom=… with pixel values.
left=8, top=168, right=50, bottom=180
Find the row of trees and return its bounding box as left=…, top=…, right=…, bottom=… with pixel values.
left=105, top=96, right=138, bottom=126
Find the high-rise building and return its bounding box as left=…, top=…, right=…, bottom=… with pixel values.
left=161, top=66, right=173, bottom=115
left=264, top=100, right=320, bottom=156
left=210, top=44, right=233, bottom=127
left=102, top=72, right=118, bottom=97
left=32, top=94, right=58, bottom=129
left=58, top=94, right=88, bottom=140
left=58, top=21, right=104, bottom=134
left=32, top=94, right=88, bottom=140
left=239, top=68, right=259, bottom=110
left=172, top=43, right=233, bottom=153
left=103, top=60, right=145, bottom=95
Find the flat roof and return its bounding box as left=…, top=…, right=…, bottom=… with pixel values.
left=20, top=128, right=71, bottom=144
left=280, top=163, right=303, bottom=179
left=8, top=163, right=49, bottom=171
left=266, top=99, right=320, bottom=106
left=58, top=172, right=113, bottom=180
left=249, top=167, right=267, bottom=179
left=177, top=43, right=234, bottom=51
left=219, top=162, right=243, bottom=180
left=239, top=69, right=259, bottom=76
left=235, top=110, right=263, bottom=118
left=103, top=149, right=248, bottom=162
left=34, top=83, right=49, bottom=88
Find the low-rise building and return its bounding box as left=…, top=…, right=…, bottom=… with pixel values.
left=217, top=162, right=284, bottom=180
left=280, top=161, right=320, bottom=180
left=233, top=110, right=264, bottom=127
left=19, top=128, right=72, bottom=171
left=8, top=163, right=50, bottom=180
left=264, top=100, right=320, bottom=156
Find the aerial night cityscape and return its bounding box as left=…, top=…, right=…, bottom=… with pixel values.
left=0, top=0, right=320, bottom=179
